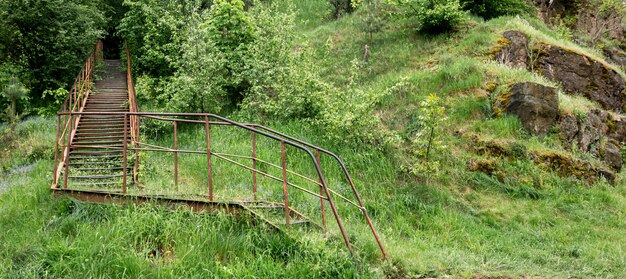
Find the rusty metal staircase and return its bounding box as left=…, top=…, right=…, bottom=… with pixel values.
left=64, top=59, right=132, bottom=189
left=51, top=41, right=388, bottom=259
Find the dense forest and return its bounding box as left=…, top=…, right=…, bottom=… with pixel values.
left=1, top=0, right=626, bottom=278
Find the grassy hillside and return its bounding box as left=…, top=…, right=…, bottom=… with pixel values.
left=1, top=1, right=625, bottom=278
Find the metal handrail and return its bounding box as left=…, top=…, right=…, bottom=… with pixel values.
left=52, top=42, right=387, bottom=259
left=54, top=111, right=387, bottom=259
left=53, top=41, right=103, bottom=188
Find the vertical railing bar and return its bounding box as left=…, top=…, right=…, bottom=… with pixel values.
left=53, top=115, right=60, bottom=186
left=174, top=120, right=178, bottom=191
left=63, top=113, right=72, bottom=189
left=281, top=141, right=290, bottom=226
left=205, top=116, right=213, bottom=201
left=316, top=149, right=327, bottom=230
left=122, top=114, right=128, bottom=194
left=133, top=115, right=140, bottom=187
left=252, top=131, right=257, bottom=200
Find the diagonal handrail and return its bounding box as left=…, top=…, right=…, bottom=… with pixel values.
left=53, top=111, right=387, bottom=259
left=53, top=43, right=387, bottom=260
left=52, top=41, right=103, bottom=188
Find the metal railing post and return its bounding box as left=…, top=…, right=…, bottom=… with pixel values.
left=174, top=120, right=178, bottom=191
left=63, top=113, right=72, bottom=189
left=133, top=115, right=139, bottom=187
left=316, top=149, right=327, bottom=230
left=53, top=115, right=60, bottom=186
left=252, top=131, right=257, bottom=200
left=122, top=114, right=128, bottom=194
left=281, top=141, right=290, bottom=226
left=205, top=116, right=213, bottom=201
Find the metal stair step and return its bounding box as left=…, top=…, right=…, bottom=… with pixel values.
left=69, top=174, right=124, bottom=179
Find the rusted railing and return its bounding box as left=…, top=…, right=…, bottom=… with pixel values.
left=53, top=111, right=387, bottom=259
left=53, top=41, right=103, bottom=188
left=125, top=42, right=140, bottom=186
left=51, top=42, right=387, bottom=259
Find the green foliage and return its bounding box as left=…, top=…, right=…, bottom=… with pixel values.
left=240, top=6, right=326, bottom=119
left=405, top=94, right=447, bottom=178
left=118, top=0, right=194, bottom=77
left=37, top=88, right=69, bottom=116
left=0, top=0, right=106, bottom=104
left=360, top=0, right=385, bottom=44
left=328, top=0, right=356, bottom=18
left=1, top=77, right=28, bottom=129
left=460, top=0, right=530, bottom=19
left=394, top=0, right=467, bottom=34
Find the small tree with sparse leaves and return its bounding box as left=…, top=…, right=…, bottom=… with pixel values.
left=405, top=94, right=448, bottom=181
left=1, top=76, right=28, bottom=131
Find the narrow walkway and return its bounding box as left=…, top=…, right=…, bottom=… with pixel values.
left=66, top=60, right=130, bottom=188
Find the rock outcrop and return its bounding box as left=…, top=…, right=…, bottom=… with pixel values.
left=604, top=46, right=626, bottom=70
left=534, top=44, right=626, bottom=112
left=600, top=141, right=623, bottom=171
left=495, top=30, right=529, bottom=69
left=505, top=82, right=559, bottom=136
left=559, top=109, right=626, bottom=171
left=533, top=0, right=624, bottom=42
left=530, top=150, right=615, bottom=184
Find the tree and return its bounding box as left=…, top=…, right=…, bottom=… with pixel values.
left=0, top=0, right=106, bottom=106
left=1, top=76, right=28, bottom=130
left=361, top=0, right=384, bottom=45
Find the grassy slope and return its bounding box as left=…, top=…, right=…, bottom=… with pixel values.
left=1, top=1, right=626, bottom=278
left=288, top=1, right=626, bottom=277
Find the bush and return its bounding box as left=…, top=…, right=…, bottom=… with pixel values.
left=460, top=0, right=529, bottom=19
left=396, top=0, right=466, bottom=34
left=328, top=0, right=356, bottom=18
left=118, top=0, right=195, bottom=77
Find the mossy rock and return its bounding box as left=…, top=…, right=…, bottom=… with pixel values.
left=529, top=149, right=615, bottom=184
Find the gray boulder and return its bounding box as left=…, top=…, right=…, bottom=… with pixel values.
left=505, top=82, right=559, bottom=136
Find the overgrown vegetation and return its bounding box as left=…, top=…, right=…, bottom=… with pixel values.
left=2, top=0, right=626, bottom=277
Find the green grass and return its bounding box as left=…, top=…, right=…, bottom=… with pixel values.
left=2, top=1, right=626, bottom=277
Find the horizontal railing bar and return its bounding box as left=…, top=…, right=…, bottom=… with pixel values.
left=327, top=188, right=361, bottom=208
left=212, top=153, right=328, bottom=201
left=215, top=153, right=323, bottom=187
left=141, top=115, right=255, bottom=127
left=58, top=111, right=363, bottom=205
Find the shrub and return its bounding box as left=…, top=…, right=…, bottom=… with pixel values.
left=328, top=0, right=356, bottom=18
left=460, top=0, right=529, bottom=19
left=395, top=0, right=466, bottom=34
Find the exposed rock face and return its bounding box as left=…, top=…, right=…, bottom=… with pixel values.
left=575, top=4, right=624, bottom=42
left=534, top=0, right=577, bottom=25
left=535, top=44, right=626, bottom=112
left=533, top=0, right=624, bottom=42
left=495, top=30, right=529, bottom=68
left=505, top=82, right=559, bottom=136
left=601, top=141, right=623, bottom=171
left=604, top=47, right=626, bottom=70
left=530, top=150, right=615, bottom=184
left=559, top=109, right=626, bottom=171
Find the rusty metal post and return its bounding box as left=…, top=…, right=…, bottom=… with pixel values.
left=362, top=209, right=388, bottom=259
left=122, top=114, right=128, bottom=194
left=174, top=120, right=178, bottom=191
left=63, top=113, right=73, bottom=190
left=252, top=131, right=257, bottom=200
left=205, top=116, right=213, bottom=201
left=133, top=117, right=139, bottom=187
left=53, top=114, right=60, bottom=185
left=316, top=149, right=327, bottom=230
left=281, top=141, right=290, bottom=226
